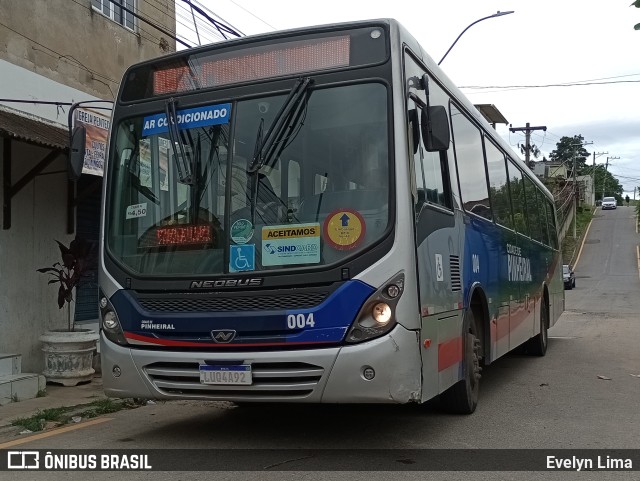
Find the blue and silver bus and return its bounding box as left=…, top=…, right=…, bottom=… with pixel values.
left=91, top=19, right=563, bottom=413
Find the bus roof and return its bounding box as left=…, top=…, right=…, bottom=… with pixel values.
left=118, top=18, right=552, bottom=201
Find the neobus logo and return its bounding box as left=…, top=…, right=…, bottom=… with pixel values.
left=190, top=278, right=263, bottom=289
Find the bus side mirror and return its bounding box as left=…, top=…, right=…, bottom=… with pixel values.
left=69, top=125, right=86, bottom=180
left=421, top=106, right=450, bottom=152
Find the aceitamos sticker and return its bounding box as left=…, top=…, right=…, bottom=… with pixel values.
left=261, top=223, right=321, bottom=266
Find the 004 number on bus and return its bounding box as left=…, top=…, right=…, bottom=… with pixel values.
left=287, top=313, right=316, bottom=329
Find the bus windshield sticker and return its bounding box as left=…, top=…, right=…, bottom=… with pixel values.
left=261, top=223, right=320, bottom=266
left=230, top=219, right=254, bottom=245
left=126, top=202, right=147, bottom=219
left=142, top=103, right=231, bottom=137
left=322, top=209, right=366, bottom=250
left=229, top=244, right=256, bottom=272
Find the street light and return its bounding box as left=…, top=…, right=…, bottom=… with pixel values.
left=438, top=11, right=515, bottom=65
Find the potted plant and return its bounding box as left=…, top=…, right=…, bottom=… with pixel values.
left=37, top=237, right=99, bottom=386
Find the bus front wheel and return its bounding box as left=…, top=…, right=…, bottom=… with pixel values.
left=439, top=310, right=481, bottom=414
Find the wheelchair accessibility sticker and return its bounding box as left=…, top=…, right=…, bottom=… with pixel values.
left=229, top=244, right=255, bottom=272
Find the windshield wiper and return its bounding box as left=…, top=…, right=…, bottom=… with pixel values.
left=165, top=98, right=195, bottom=185
left=246, top=77, right=312, bottom=226
left=248, top=77, right=313, bottom=174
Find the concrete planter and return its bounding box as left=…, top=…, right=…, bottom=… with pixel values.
left=40, top=329, right=99, bottom=386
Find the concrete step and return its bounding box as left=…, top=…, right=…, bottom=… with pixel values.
left=0, top=374, right=46, bottom=406
left=0, top=353, right=21, bottom=376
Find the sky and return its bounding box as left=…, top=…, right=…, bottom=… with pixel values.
left=177, top=0, right=640, bottom=197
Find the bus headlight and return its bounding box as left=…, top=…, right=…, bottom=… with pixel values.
left=372, top=303, right=392, bottom=325
left=345, top=272, right=404, bottom=344
left=99, top=291, right=128, bottom=346
left=103, top=310, right=118, bottom=329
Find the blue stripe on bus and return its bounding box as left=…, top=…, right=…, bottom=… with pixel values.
left=110, top=279, right=375, bottom=345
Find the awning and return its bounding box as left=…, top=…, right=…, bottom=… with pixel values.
left=0, top=108, right=68, bottom=150
left=474, top=104, right=509, bottom=126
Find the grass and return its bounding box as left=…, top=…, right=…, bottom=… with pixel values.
left=11, top=398, right=145, bottom=432
left=561, top=207, right=594, bottom=266
left=12, top=407, right=67, bottom=432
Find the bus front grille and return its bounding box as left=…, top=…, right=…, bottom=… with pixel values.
left=144, top=361, right=324, bottom=399
left=137, top=292, right=329, bottom=312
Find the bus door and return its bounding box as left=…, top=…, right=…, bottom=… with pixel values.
left=405, top=56, right=462, bottom=399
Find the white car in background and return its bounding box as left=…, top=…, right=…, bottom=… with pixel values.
left=601, top=197, right=617, bottom=210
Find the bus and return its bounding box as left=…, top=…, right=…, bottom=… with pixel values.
left=82, top=19, right=563, bottom=414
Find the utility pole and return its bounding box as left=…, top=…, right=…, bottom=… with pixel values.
left=592, top=151, right=607, bottom=204
left=509, top=123, right=547, bottom=167
left=602, top=156, right=619, bottom=198
left=570, top=140, right=591, bottom=238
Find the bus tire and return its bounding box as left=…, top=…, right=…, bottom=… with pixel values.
left=525, top=298, right=549, bottom=356
left=439, top=310, right=481, bottom=414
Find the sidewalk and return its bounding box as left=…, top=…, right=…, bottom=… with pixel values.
left=0, top=376, right=105, bottom=429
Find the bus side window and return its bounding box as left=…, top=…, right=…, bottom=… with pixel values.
left=485, top=138, right=514, bottom=229
left=450, top=103, right=492, bottom=221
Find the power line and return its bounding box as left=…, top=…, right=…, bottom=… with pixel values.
left=178, top=0, right=242, bottom=39
left=141, top=0, right=227, bottom=45
left=460, top=79, right=640, bottom=93
left=102, top=0, right=193, bottom=48
left=68, top=0, right=179, bottom=50
left=0, top=21, right=119, bottom=98
left=191, top=0, right=245, bottom=36
left=0, top=21, right=118, bottom=84
left=226, top=0, right=277, bottom=31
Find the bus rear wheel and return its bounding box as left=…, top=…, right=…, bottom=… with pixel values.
left=439, top=310, right=481, bottom=414
left=525, top=298, right=549, bottom=356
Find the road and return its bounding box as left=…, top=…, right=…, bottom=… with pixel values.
left=2, top=206, right=639, bottom=480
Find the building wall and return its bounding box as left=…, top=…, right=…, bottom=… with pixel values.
left=0, top=137, right=74, bottom=372
left=0, top=0, right=177, bottom=372
left=577, top=175, right=595, bottom=206
left=0, top=0, right=176, bottom=100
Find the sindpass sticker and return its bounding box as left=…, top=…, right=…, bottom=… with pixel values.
left=262, top=223, right=320, bottom=266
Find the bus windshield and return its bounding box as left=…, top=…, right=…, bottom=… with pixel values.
left=106, top=82, right=390, bottom=277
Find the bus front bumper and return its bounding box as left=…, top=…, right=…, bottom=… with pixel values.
left=100, top=325, right=422, bottom=404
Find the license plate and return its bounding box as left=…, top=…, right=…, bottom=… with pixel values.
left=199, top=365, right=252, bottom=385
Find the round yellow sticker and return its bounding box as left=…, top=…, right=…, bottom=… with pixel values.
left=323, top=209, right=366, bottom=250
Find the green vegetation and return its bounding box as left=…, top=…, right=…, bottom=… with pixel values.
left=11, top=398, right=145, bottom=432
left=12, top=407, right=67, bottom=432
left=560, top=207, right=594, bottom=266
left=548, top=135, right=623, bottom=202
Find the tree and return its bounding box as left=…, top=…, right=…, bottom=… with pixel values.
left=633, top=0, right=640, bottom=30
left=590, top=166, right=623, bottom=200
left=549, top=135, right=591, bottom=175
